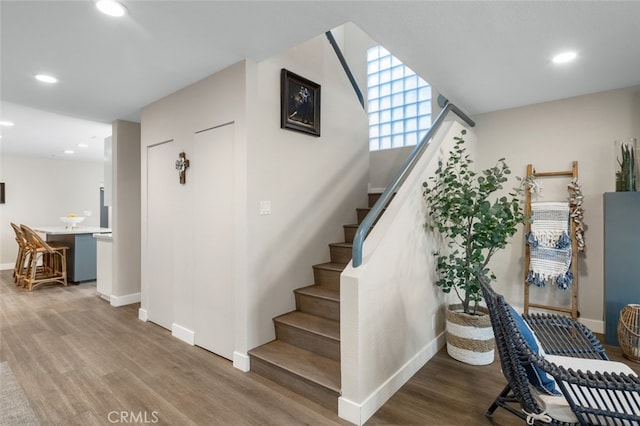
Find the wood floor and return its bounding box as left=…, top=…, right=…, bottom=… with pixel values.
left=1, top=270, right=637, bottom=426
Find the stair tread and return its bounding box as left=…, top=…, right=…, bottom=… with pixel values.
left=312, top=262, right=347, bottom=272
left=357, top=207, right=387, bottom=212
left=294, top=285, right=340, bottom=302
left=329, top=242, right=353, bottom=248
left=250, top=340, right=341, bottom=392
left=274, top=311, right=340, bottom=340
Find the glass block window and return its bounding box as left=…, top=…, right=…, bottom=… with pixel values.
left=367, top=46, right=432, bottom=151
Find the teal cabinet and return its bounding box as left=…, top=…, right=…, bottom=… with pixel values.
left=46, top=233, right=97, bottom=282
left=604, top=192, right=640, bottom=346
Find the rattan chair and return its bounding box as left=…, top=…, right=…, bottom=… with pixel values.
left=20, top=224, right=68, bottom=291
left=480, top=277, right=640, bottom=425
left=10, top=222, right=29, bottom=285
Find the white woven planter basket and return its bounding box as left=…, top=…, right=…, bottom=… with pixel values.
left=446, top=304, right=495, bottom=365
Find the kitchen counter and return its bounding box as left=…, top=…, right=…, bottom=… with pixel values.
left=34, top=226, right=111, bottom=235
left=93, top=232, right=113, bottom=241
left=34, top=226, right=111, bottom=282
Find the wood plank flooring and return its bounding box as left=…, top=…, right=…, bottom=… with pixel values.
left=1, top=270, right=637, bottom=425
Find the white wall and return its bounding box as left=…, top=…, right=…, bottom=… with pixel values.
left=367, top=92, right=444, bottom=191
left=140, top=27, right=369, bottom=366
left=634, top=90, right=640, bottom=139
left=340, top=121, right=471, bottom=424
left=474, top=87, right=640, bottom=331
left=246, top=29, right=369, bottom=350
left=0, top=155, right=103, bottom=269
left=111, top=120, right=141, bottom=305
left=369, top=145, right=414, bottom=192
left=141, top=61, right=248, bottom=363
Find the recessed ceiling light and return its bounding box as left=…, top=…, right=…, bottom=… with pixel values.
left=64, top=150, right=75, bottom=155
left=552, top=51, right=577, bottom=64
left=0, top=121, right=14, bottom=127
left=96, top=0, right=127, bottom=17
left=78, top=143, right=89, bottom=148
left=34, top=74, right=58, bottom=83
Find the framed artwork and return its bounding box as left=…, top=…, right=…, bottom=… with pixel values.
left=281, top=68, right=321, bottom=137
left=0, top=182, right=4, bottom=204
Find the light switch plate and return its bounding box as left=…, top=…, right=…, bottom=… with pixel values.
left=259, top=200, right=271, bottom=215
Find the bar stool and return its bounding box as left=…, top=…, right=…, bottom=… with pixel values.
left=20, top=224, right=68, bottom=291
left=10, top=222, right=29, bottom=286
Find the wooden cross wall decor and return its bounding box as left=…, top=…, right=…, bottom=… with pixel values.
left=175, top=152, right=190, bottom=184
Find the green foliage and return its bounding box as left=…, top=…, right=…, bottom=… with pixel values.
left=422, top=130, right=524, bottom=314
left=616, top=142, right=636, bottom=191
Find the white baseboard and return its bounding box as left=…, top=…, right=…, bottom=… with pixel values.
left=0, top=263, right=14, bottom=271
left=138, top=308, right=148, bottom=322
left=338, top=332, right=446, bottom=425
left=579, top=317, right=604, bottom=335
left=233, top=351, right=250, bottom=372
left=171, top=323, right=195, bottom=345
left=110, top=292, right=141, bottom=307
left=368, top=187, right=386, bottom=194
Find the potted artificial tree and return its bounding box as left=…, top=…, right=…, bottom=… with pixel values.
left=422, top=129, right=524, bottom=365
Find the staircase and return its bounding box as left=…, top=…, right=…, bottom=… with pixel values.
left=248, top=193, right=384, bottom=411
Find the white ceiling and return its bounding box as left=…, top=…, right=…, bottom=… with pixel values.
left=2, top=1, right=640, bottom=162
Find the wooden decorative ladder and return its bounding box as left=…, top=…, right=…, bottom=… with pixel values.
left=523, top=161, right=580, bottom=319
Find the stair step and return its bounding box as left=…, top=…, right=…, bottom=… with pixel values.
left=312, top=262, right=347, bottom=291
left=274, top=311, right=340, bottom=360
left=343, top=224, right=358, bottom=243
left=294, top=285, right=340, bottom=321
left=249, top=340, right=340, bottom=411
left=344, top=223, right=376, bottom=244
left=329, top=242, right=352, bottom=264
left=368, top=192, right=383, bottom=207
left=357, top=207, right=386, bottom=225
left=368, top=192, right=396, bottom=208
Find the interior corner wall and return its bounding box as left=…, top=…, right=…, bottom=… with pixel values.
left=246, top=31, right=369, bottom=350
left=474, top=87, right=638, bottom=331
left=0, top=155, right=103, bottom=268
left=112, top=120, right=141, bottom=301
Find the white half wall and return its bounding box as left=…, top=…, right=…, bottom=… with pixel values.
left=0, top=155, right=103, bottom=268
left=339, top=121, right=473, bottom=424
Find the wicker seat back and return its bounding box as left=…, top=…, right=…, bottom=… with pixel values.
left=480, top=277, right=640, bottom=425
left=480, top=279, right=555, bottom=424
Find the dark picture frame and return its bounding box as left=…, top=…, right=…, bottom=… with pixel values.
left=0, top=182, right=4, bottom=204
left=281, top=69, right=321, bottom=137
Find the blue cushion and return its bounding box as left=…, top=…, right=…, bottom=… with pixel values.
left=507, top=305, right=560, bottom=395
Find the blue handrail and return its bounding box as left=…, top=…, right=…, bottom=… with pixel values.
left=351, top=100, right=475, bottom=267
left=325, top=31, right=365, bottom=109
